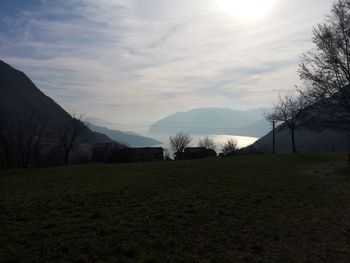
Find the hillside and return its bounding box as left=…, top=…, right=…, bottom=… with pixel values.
left=248, top=97, right=350, bottom=153
left=1, top=154, right=349, bottom=262
left=149, top=108, right=270, bottom=137
left=0, top=60, right=70, bottom=123
left=88, top=124, right=161, bottom=147
left=249, top=125, right=350, bottom=153
left=0, top=60, right=112, bottom=145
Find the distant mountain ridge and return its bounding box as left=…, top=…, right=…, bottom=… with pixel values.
left=149, top=108, right=270, bottom=137
left=88, top=124, right=161, bottom=147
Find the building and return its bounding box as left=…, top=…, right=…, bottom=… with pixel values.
left=128, top=147, right=164, bottom=162
left=92, top=143, right=113, bottom=162
left=92, top=144, right=164, bottom=163
left=175, top=147, right=217, bottom=160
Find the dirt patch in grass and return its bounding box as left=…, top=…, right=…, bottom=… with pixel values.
left=306, top=154, right=349, bottom=177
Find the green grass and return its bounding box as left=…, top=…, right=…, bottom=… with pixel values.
left=1, top=153, right=350, bottom=262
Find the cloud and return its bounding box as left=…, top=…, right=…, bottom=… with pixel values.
left=0, top=0, right=334, bottom=129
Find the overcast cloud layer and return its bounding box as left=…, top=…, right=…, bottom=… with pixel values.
left=0, top=0, right=333, bottom=131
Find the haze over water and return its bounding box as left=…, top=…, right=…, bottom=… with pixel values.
left=143, top=132, right=258, bottom=151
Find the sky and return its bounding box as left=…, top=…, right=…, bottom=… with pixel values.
left=0, top=0, right=334, bottom=131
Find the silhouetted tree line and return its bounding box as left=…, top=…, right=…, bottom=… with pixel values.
left=0, top=110, right=88, bottom=169
left=169, top=132, right=250, bottom=159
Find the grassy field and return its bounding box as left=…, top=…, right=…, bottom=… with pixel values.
left=1, top=153, right=350, bottom=262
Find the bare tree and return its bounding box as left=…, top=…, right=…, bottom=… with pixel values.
left=265, top=94, right=307, bottom=153
left=298, top=0, right=350, bottom=131
left=0, top=121, right=12, bottom=169
left=55, top=113, right=87, bottom=165
left=198, top=136, right=216, bottom=150
left=15, top=111, right=49, bottom=168
left=170, top=132, right=192, bottom=153
left=221, top=138, right=238, bottom=156
left=0, top=110, right=49, bottom=168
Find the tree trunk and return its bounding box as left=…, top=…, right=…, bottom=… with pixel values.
left=291, top=128, right=296, bottom=154
left=64, top=151, right=69, bottom=166
left=0, top=139, right=11, bottom=169
left=4, top=146, right=10, bottom=169
left=272, top=121, right=276, bottom=154
left=22, top=152, right=30, bottom=168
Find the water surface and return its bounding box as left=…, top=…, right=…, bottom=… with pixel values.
left=143, top=132, right=258, bottom=152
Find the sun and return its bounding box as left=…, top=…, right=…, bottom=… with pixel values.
left=216, top=0, right=275, bottom=22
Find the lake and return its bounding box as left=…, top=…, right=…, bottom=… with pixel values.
left=142, top=132, right=258, bottom=152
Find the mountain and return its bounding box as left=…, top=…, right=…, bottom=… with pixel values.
left=149, top=108, right=270, bottom=137
left=0, top=60, right=67, bottom=122
left=88, top=124, right=162, bottom=147
left=0, top=60, right=112, bottom=144
left=239, top=118, right=272, bottom=137
left=89, top=117, right=132, bottom=131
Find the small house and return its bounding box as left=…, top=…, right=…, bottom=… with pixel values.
left=92, top=143, right=113, bottom=162
left=128, top=147, right=164, bottom=162
left=175, top=147, right=217, bottom=160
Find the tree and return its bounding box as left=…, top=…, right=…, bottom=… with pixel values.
left=0, top=121, right=13, bottom=169
left=198, top=136, right=216, bottom=150
left=169, top=132, right=192, bottom=153
left=55, top=113, right=87, bottom=165
left=298, top=0, right=350, bottom=131
left=265, top=94, right=307, bottom=153
left=15, top=112, right=48, bottom=168
left=221, top=138, right=238, bottom=156
left=0, top=110, right=49, bottom=168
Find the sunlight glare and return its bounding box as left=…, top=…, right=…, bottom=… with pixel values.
left=216, top=0, right=275, bottom=22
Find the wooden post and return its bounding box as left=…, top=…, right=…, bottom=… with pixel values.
left=272, top=121, right=276, bottom=154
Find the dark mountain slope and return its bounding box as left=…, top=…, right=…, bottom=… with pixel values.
left=246, top=99, right=350, bottom=153
left=0, top=60, right=69, bottom=121
left=0, top=60, right=111, bottom=144
left=248, top=126, right=349, bottom=153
